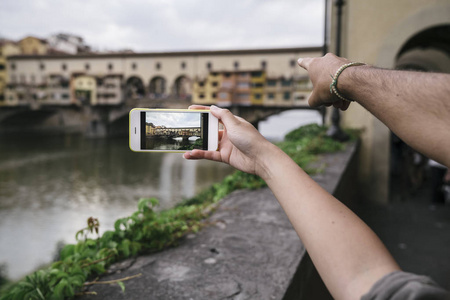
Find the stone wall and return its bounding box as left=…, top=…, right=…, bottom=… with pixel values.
left=79, top=142, right=358, bottom=300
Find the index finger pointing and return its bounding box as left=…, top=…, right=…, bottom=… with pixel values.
left=297, top=57, right=313, bottom=70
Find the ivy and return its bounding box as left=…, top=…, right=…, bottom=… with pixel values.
left=0, top=124, right=356, bottom=299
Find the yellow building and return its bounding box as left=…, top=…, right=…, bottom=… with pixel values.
left=250, top=71, right=265, bottom=105
left=192, top=72, right=221, bottom=105
left=73, top=75, right=97, bottom=105
left=329, top=0, right=450, bottom=203
left=0, top=41, right=21, bottom=105
left=18, top=36, right=48, bottom=55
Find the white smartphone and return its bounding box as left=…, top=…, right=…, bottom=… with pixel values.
left=129, top=108, right=219, bottom=152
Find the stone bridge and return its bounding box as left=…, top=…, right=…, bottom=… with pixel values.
left=0, top=96, right=318, bottom=137
left=149, top=127, right=201, bottom=138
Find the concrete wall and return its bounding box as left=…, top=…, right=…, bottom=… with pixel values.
left=329, top=0, right=450, bottom=203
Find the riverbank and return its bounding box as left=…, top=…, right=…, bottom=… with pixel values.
left=0, top=124, right=356, bottom=299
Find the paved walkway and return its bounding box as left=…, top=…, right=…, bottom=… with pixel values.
left=353, top=178, right=450, bottom=290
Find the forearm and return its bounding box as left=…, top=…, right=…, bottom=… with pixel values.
left=340, top=67, right=450, bottom=166
left=260, top=147, right=399, bottom=300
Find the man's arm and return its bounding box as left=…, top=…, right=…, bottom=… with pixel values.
left=298, top=53, right=450, bottom=167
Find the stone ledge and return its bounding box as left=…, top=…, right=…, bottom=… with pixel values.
left=79, top=142, right=357, bottom=300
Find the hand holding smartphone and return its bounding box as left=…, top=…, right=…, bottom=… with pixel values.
left=129, top=108, right=219, bottom=152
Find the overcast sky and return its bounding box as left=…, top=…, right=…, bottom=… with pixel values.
left=146, top=112, right=201, bottom=128
left=0, top=0, right=324, bottom=52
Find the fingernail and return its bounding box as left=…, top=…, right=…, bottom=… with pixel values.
left=210, top=105, right=219, bottom=111
left=297, top=58, right=303, bottom=65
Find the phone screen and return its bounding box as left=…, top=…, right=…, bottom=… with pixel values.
left=140, top=111, right=209, bottom=151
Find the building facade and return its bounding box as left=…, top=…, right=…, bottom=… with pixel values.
left=0, top=41, right=21, bottom=101
left=329, top=0, right=450, bottom=203
left=1, top=47, right=321, bottom=108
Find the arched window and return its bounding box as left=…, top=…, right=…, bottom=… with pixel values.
left=173, top=75, right=192, bottom=99
left=149, top=76, right=166, bottom=98
left=125, top=76, right=145, bottom=99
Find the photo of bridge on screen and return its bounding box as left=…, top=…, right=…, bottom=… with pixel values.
left=142, top=111, right=207, bottom=151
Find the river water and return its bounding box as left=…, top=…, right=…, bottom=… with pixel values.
left=0, top=109, right=321, bottom=280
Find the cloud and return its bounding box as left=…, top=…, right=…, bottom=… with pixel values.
left=146, top=112, right=201, bottom=128
left=0, top=0, right=324, bottom=52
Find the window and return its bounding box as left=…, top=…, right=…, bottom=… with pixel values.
left=261, top=61, right=267, bottom=69
left=254, top=93, right=262, bottom=100
left=219, top=92, right=228, bottom=99
left=108, top=63, right=113, bottom=71
left=199, top=93, right=205, bottom=99
left=237, top=93, right=249, bottom=99
left=181, top=62, right=186, bottom=69
left=156, top=62, right=161, bottom=70
left=85, top=63, right=90, bottom=71
left=234, top=61, right=239, bottom=70
left=251, top=71, right=263, bottom=77
left=268, top=93, right=275, bottom=100
left=132, top=63, right=137, bottom=70
left=11, top=63, right=16, bottom=71
left=212, top=82, right=218, bottom=87
left=283, top=92, right=291, bottom=100
left=62, top=93, right=70, bottom=100
left=207, top=62, right=212, bottom=70
left=0, top=64, right=5, bottom=70
left=237, top=82, right=250, bottom=89
left=62, top=63, right=67, bottom=71
left=40, top=63, right=45, bottom=71
left=267, top=79, right=277, bottom=86
left=212, top=93, right=217, bottom=98
left=290, top=59, right=296, bottom=67
left=281, top=79, right=292, bottom=87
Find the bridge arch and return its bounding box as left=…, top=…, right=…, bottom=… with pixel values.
left=125, top=76, right=145, bottom=99
left=173, top=75, right=192, bottom=99
left=149, top=76, right=167, bottom=99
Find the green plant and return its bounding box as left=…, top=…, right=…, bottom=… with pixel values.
left=1, top=123, right=357, bottom=299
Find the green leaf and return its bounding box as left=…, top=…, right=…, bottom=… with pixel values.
left=117, top=281, right=125, bottom=293
left=36, top=288, right=45, bottom=300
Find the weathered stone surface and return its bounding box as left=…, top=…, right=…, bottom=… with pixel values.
left=78, top=143, right=357, bottom=300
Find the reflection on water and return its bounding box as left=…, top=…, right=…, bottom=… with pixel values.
left=144, top=136, right=203, bottom=151
left=0, top=135, right=233, bottom=280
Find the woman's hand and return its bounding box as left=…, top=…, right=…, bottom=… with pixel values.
left=183, top=105, right=278, bottom=179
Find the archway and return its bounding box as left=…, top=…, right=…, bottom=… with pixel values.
left=396, top=25, right=450, bottom=72
left=149, top=76, right=166, bottom=99
left=377, top=3, right=450, bottom=68
left=389, top=25, right=450, bottom=201
left=173, top=76, right=192, bottom=99
left=125, top=76, right=145, bottom=99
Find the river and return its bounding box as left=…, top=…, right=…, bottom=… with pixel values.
left=0, top=109, right=322, bottom=280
